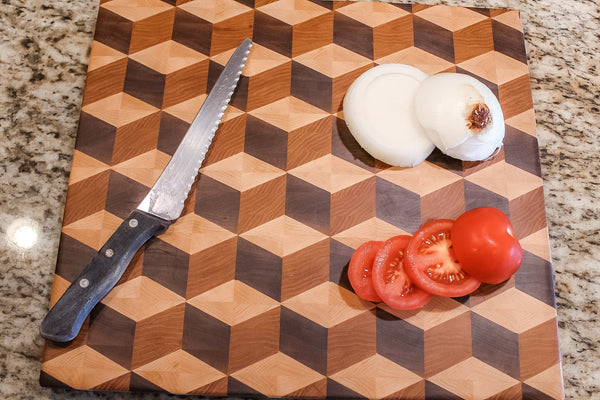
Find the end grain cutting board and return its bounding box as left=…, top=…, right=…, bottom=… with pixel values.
left=41, top=0, right=564, bottom=399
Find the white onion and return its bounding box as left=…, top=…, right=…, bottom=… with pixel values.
left=343, top=64, right=435, bottom=167
left=413, top=73, right=505, bottom=161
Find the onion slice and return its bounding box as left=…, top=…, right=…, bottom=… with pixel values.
left=343, top=64, right=435, bottom=167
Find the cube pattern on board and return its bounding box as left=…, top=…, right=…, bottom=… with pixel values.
left=42, top=0, right=563, bottom=399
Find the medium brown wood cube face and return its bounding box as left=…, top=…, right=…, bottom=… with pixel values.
left=83, top=43, right=128, bottom=106
left=292, top=13, right=334, bottom=57
left=330, top=177, right=376, bottom=235
left=453, top=19, right=495, bottom=63
left=84, top=64, right=125, bottom=106
left=238, top=175, right=286, bottom=233
left=203, top=112, right=247, bottom=166
left=163, top=61, right=209, bottom=108
left=246, top=63, right=291, bottom=111
left=210, top=12, right=254, bottom=56
left=499, top=74, right=535, bottom=119
left=372, top=14, right=413, bottom=59
left=111, top=112, right=161, bottom=164
left=286, top=116, right=333, bottom=170
left=129, top=9, right=175, bottom=53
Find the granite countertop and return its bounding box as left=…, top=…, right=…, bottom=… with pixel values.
left=1, top=0, right=598, bottom=399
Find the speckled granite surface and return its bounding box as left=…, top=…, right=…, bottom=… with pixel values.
left=0, top=0, right=598, bottom=399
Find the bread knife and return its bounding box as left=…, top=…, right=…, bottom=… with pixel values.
left=41, top=38, right=253, bottom=342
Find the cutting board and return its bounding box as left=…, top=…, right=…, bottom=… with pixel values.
left=41, top=0, right=564, bottom=398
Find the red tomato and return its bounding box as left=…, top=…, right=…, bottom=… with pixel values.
left=450, top=207, right=523, bottom=284
left=348, top=241, right=384, bottom=302
left=405, top=219, right=481, bottom=297
left=372, top=235, right=432, bottom=310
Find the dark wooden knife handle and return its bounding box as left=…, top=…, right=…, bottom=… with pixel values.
left=41, top=210, right=171, bottom=342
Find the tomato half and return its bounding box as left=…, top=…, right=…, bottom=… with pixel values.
left=451, top=207, right=523, bottom=284
left=405, top=219, right=481, bottom=297
left=348, top=241, right=384, bottom=302
left=372, top=235, right=432, bottom=310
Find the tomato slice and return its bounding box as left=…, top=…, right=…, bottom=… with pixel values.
left=372, top=235, right=432, bottom=310
left=348, top=241, right=384, bottom=302
left=405, top=219, right=481, bottom=297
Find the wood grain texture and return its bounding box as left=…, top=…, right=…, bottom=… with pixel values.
left=41, top=1, right=563, bottom=398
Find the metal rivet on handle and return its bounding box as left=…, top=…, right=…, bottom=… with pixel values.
left=79, top=278, right=89, bottom=288
left=129, top=219, right=138, bottom=228
left=105, top=248, right=114, bottom=258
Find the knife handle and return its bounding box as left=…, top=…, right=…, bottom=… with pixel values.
left=41, top=210, right=171, bottom=342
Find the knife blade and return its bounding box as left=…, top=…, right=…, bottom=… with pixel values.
left=41, top=38, right=253, bottom=342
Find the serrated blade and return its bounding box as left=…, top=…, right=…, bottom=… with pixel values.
left=137, top=39, right=252, bottom=220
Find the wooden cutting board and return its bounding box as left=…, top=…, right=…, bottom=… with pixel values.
left=41, top=0, right=564, bottom=398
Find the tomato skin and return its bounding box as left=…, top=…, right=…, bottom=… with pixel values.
left=450, top=207, right=523, bottom=284
left=348, top=241, right=384, bottom=302
left=405, top=219, right=481, bottom=297
left=372, top=235, right=432, bottom=310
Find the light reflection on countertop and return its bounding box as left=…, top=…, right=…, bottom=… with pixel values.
left=6, top=218, right=40, bottom=250
left=0, top=0, right=598, bottom=399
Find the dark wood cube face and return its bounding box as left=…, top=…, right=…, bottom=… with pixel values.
left=254, top=11, right=294, bottom=57
left=414, top=16, right=456, bottom=63
left=41, top=1, right=563, bottom=399
left=124, top=59, right=166, bottom=108
left=291, top=61, right=333, bottom=112
left=94, top=7, right=133, bottom=54
left=172, top=9, right=214, bottom=56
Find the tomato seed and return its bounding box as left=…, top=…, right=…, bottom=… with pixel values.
left=426, top=265, right=464, bottom=284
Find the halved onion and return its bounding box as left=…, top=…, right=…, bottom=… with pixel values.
left=413, top=73, right=505, bottom=161
left=343, top=64, right=435, bottom=167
